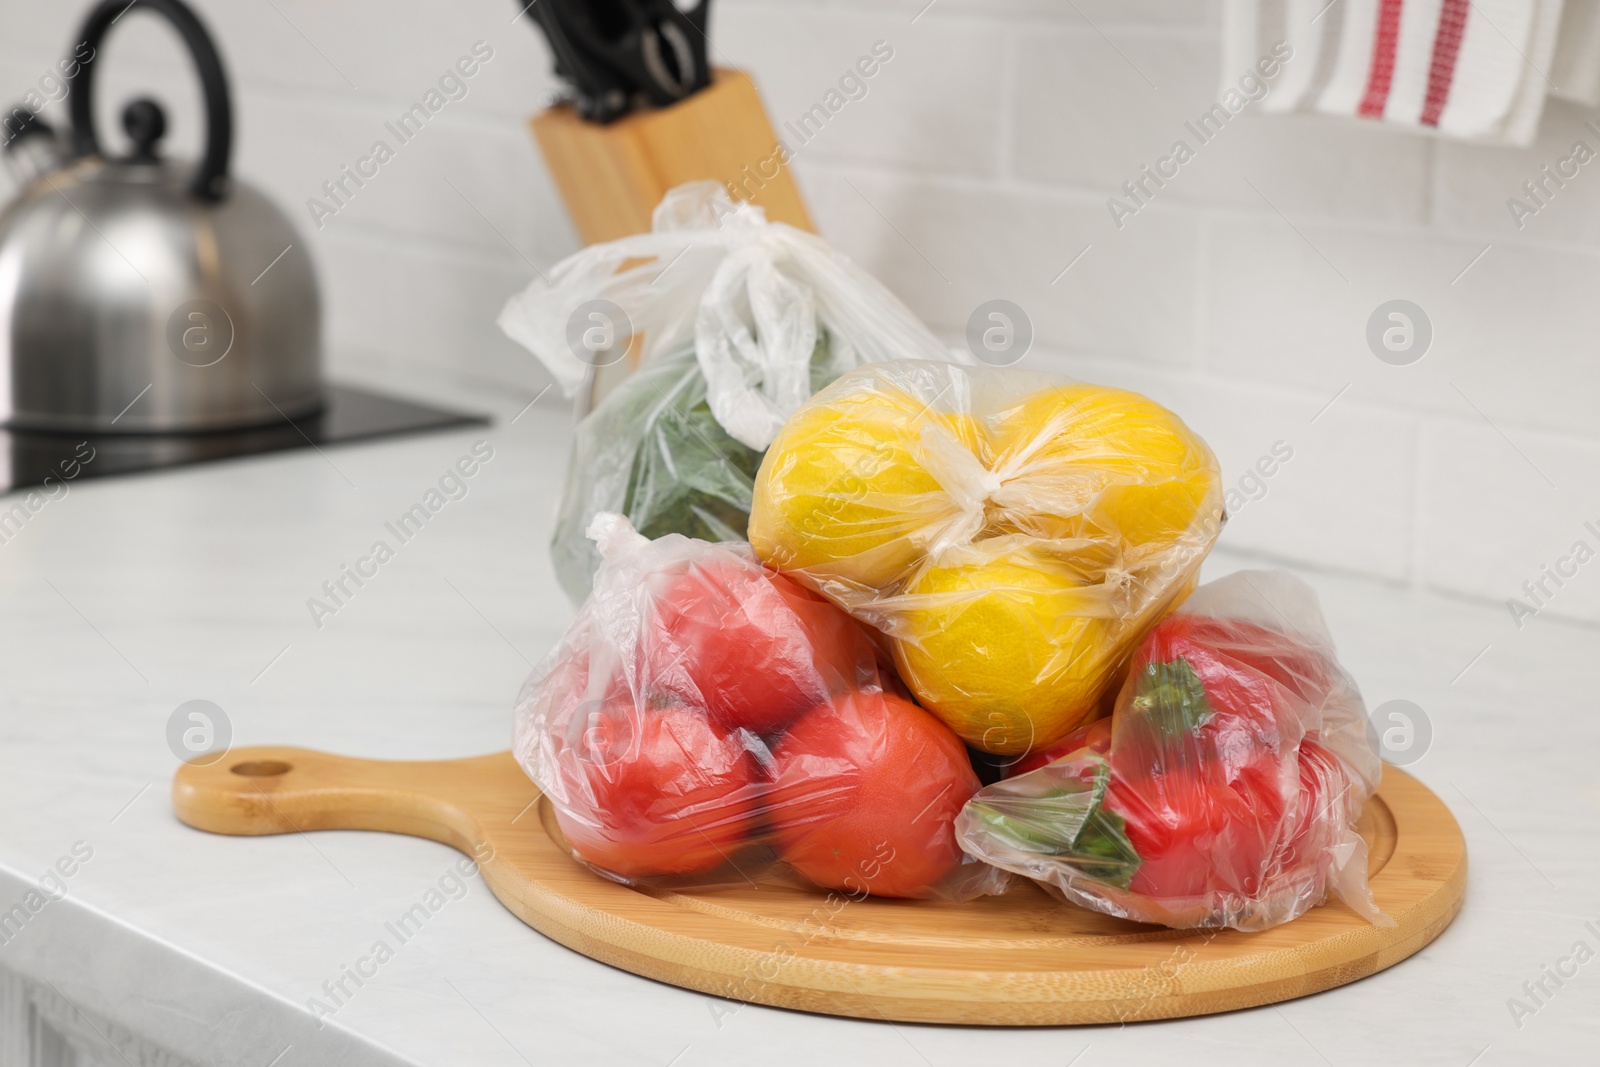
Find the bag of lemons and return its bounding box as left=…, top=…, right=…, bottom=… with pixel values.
left=749, top=360, right=1225, bottom=756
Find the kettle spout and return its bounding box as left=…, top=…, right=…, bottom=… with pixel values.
left=2, top=109, right=66, bottom=186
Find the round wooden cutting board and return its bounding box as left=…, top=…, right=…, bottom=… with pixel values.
left=172, top=748, right=1465, bottom=1025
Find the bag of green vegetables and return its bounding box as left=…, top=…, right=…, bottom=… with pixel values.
left=499, top=182, right=953, bottom=602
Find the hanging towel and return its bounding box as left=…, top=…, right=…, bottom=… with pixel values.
left=1552, top=0, right=1600, bottom=105
left=1226, top=0, right=1575, bottom=146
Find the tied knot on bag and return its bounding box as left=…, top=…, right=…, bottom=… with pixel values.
left=1100, top=564, right=1135, bottom=610
left=587, top=511, right=649, bottom=561
left=497, top=180, right=957, bottom=453
left=915, top=411, right=1146, bottom=608
left=920, top=422, right=1005, bottom=558
left=694, top=234, right=818, bottom=450
left=496, top=183, right=819, bottom=451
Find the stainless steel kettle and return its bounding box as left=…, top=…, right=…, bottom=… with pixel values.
left=0, top=0, right=320, bottom=433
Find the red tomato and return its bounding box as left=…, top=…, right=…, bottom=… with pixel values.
left=649, top=557, right=879, bottom=736
left=767, top=691, right=980, bottom=898
left=553, top=699, right=762, bottom=878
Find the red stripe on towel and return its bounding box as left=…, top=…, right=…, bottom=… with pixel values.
left=1420, top=0, right=1471, bottom=126
left=1358, top=0, right=1406, bottom=117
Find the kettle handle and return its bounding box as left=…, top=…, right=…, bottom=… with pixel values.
left=66, top=0, right=232, bottom=202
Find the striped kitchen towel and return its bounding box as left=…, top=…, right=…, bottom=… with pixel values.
left=1224, top=0, right=1573, bottom=145
left=1553, top=0, right=1600, bottom=105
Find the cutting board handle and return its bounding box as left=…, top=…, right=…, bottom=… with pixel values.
left=170, top=746, right=535, bottom=860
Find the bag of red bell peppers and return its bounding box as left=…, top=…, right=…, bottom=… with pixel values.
left=955, top=570, right=1392, bottom=931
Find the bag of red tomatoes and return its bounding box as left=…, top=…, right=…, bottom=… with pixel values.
left=955, top=570, right=1392, bottom=931
left=513, top=512, right=1010, bottom=900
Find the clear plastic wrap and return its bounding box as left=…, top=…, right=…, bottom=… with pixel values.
left=748, top=359, right=1224, bottom=756
left=955, top=570, right=1391, bottom=931
left=513, top=512, right=1009, bottom=900
left=498, top=182, right=955, bottom=602
left=541, top=342, right=842, bottom=605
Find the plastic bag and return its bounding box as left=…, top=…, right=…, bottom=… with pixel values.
left=748, top=359, right=1224, bottom=756
left=512, top=512, right=1009, bottom=900
left=499, top=182, right=955, bottom=602
left=541, top=342, right=841, bottom=604
left=955, top=570, right=1390, bottom=931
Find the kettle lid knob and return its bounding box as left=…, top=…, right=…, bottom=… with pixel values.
left=120, top=97, right=168, bottom=160
left=121, top=97, right=167, bottom=160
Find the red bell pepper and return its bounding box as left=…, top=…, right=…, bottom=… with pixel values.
left=957, top=574, right=1386, bottom=931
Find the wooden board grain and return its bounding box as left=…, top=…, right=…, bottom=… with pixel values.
left=172, top=749, right=1465, bottom=1025
left=531, top=68, right=814, bottom=246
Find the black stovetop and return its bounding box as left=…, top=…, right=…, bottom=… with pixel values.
left=0, top=383, right=488, bottom=494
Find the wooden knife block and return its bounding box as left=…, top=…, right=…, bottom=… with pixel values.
left=530, top=68, right=814, bottom=245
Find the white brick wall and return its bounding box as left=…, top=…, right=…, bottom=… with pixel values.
left=3, top=0, right=1599, bottom=629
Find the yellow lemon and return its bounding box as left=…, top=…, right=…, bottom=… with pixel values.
left=750, top=385, right=977, bottom=590
left=891, top=551, right=1115, bottom=755
left=990, top=386, right=1219, bottom=548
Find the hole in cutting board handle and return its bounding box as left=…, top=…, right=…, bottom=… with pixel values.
left=231, top=759, right=291, bottom=777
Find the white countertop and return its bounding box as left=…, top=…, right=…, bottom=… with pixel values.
left=1, top=365, right=1596, bottom=1067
